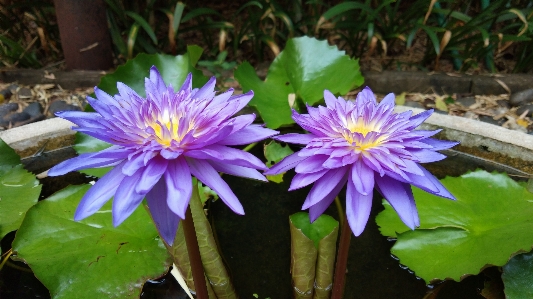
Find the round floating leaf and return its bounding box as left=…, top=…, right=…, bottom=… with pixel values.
left=0, top=165, right=41, bottom=239
left=0, top=138, right=41, bottom=239
left=376, top=170, right=533, bottom=283
left=98, top=46, right=208, bottom=97
left=235, top=36, right=364, bottom=129
left=502, top=251, right=533, bottom=299
left=12, top=185, right=171, bottom=299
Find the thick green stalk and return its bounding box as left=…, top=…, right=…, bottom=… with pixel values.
left=170, top=225, right=195, bottom=291
left=189, top=182, right=238, bottom=299
left=314, top=226, right=339, bottom=299
left=289, top=219, right=317, bottom=298
left=170, top=224, right=217, bottom=298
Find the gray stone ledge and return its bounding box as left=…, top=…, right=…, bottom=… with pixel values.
left=0, top=118, right=75, bottom=158
left=395, top=106, right=533, bottom=173
left=364, top=71, right=532, bottom=95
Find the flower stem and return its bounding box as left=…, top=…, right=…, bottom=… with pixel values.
left=331, top=213, right=351, bottom=299
left=242, top=142, right=257, bottom=152
left=182, top=205, right=209, bottom=299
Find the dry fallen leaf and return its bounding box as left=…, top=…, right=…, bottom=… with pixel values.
left=435, top=96, right=448, bottom=112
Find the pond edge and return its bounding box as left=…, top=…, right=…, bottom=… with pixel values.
left=1, top=106, right=532, bottom=173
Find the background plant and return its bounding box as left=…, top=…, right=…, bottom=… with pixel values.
left=0, top=0, right=61, bottom=68
left=2, top=0, right=532, bottom=72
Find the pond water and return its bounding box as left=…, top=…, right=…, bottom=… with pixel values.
left=0, top=146, right=526, bottom=299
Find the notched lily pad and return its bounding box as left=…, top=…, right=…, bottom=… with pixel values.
left=376, top=170, right=533, bottom=283
left=0, top=138, right=41, bottom=239
left=12, top=184, right=171, bottom=299
left=235, top=36, right=364, bottom=129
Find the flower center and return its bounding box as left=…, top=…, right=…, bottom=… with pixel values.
left=342, top=119, right=385, bottom=151
left=148, top=113, right=194, bottom=147
left=151, top=120, right=176, bottom=146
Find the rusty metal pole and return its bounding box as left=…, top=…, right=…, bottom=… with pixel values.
left=53, top=0, right=113, bottom=70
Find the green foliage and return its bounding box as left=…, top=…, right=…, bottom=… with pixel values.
left=290, top=212, right=338, bottom=249
left=502, top=251, right=533, bottom=299
left=12, top=184, right=172, bottom=299
left=235, top=36, right=363, bottom=129
left=197, top=50, right=237, bottom=78
left=264, top=141, right=293, bottom=165
left=0, top=138, right=20, bottom=172
left=105, top=0, right=233, bottom=61
left=263, top=141, right=294, bottom=183
left=289, top=212, right=338, bottom=298
left=3, top=0, right=533, bottom=72
left=426, top=0, right=533, bottom=72
left=0, top=139, right=41, bottom=239
left=377, top=170, right=533, bottom=283
left=97, top=46, right=208, bottom=97
left=0, top=0, right=59, bottom=68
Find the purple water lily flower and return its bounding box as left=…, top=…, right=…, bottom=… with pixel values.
left=48, top=66, right=277, bottom=245
left=265, top=87, right=457, bottom=236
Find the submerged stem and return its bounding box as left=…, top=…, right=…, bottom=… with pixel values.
left=183, top=205, right=209, bottom=299
left=0, top=249, right=12, bottom=271
left=331, top=214, right=351, bottom=299
left=334, top=196, right=344, bottom=227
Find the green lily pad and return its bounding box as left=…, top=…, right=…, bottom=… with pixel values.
left=12, top=184, right=171, bottom=299
left=502, top=251, right=533, bottom=299
left=0, top=139, right=41, bottom=239
left=0, top=138, right=20, bottom=173
left=376, top=170, right=533, bottom=283
left=98, top=45, right=208, bottom=97
left=235, top=36, right=364, bottom=129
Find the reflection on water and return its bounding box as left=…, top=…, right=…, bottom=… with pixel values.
left=1, top=147, right=525, bottom=299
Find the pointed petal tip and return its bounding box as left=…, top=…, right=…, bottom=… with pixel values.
left=244, top=90, right=254, bottom=97
left=73, top=213, right=84, bottom=222
left=350, top=222, right=365, bottom=237
left=47, top=166, right=63, bottom=177
left=112, top=209, right=130, bottom=227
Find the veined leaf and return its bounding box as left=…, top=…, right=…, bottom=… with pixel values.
left=377, top=170, right=533, bottom=283
left=12, top=185, right=171, bottom=299
left=235, top=37, right=363, bottom=129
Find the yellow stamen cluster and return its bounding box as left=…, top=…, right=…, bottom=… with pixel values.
left=342, top=117, right=385, bottom=151
left=150, top=118, right=181, bottom=147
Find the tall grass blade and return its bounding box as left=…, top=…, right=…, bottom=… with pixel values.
left=125, top=11, right=157, bottom=45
